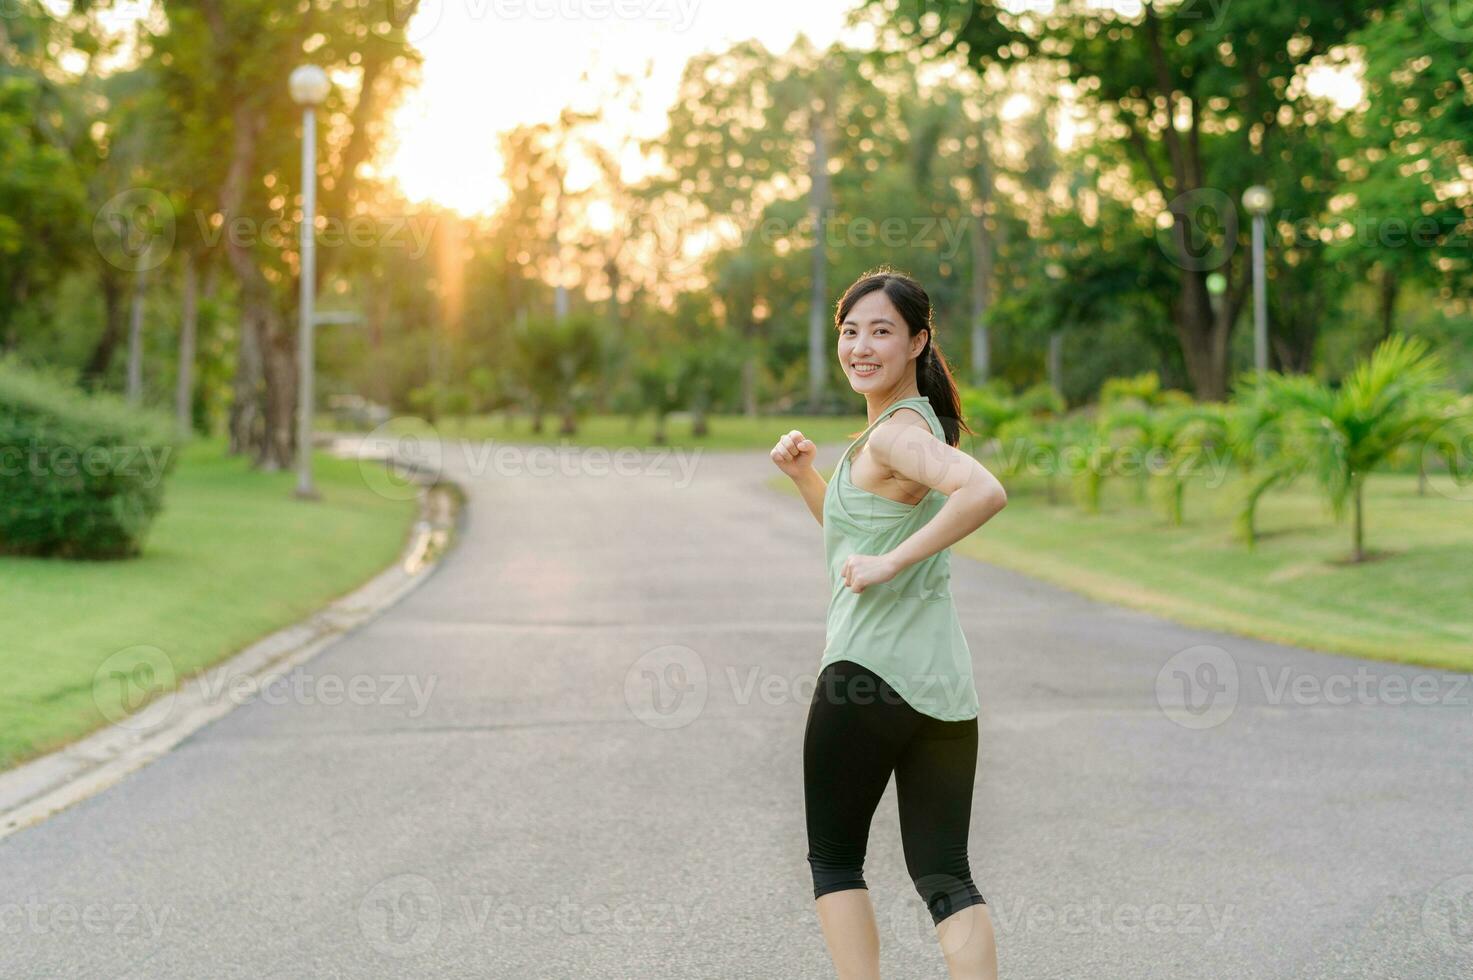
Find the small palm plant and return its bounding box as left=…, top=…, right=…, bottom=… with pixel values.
left=1215, top=384, right=1305, bottom=548
left=675, top=335, right=743, bottom=438
left=1063, top=416, right=1118, bottom=514
left=1260, top=334, right=1464, bottom=562
left=1105, top=404, right=1222, bottom=525
left=1415, top=393, right=1473, bottom=498
left=632, top=350, right=685, bottom=445
left=511, top=313, right=605, bottom=435
left=1099, top=372, right=1193, bottom=503
left=959, top=381, right=1022, bottom=458
left=995, top=416, right=1068, bottom=504
left=1156, top=409, right=1229, bottom=526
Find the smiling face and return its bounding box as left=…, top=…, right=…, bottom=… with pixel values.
left=838, top=289, right=928, bottom=394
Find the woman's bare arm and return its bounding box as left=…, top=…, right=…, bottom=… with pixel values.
left=792, top=467, right=827, bottom=527
left=770, top=429, right=825, bottom=526
left=866, top=417, right=1007, bottom=571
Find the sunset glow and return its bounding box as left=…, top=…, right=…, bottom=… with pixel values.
left=377, top=0, right=857, bottom=215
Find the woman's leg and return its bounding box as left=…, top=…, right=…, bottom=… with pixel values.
left=804, top=660, right=916, bottom=979
left=935, top=905, right=998, bottom=980
left=814, top=889, right=882, bottom=980
left=893, top=715, right=997, bottom=980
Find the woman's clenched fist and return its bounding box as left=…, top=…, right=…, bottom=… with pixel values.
left=770, top=429, right=816, bottom=478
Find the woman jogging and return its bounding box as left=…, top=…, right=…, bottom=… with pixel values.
left=770, top=268, right=1008, bottom=980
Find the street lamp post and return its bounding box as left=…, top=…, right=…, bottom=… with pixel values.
left=290, top=64, right=331, bottom=500
left=1241, top=185, right=1273, bottom=375
left=1206, top=271, right=1226, bottom=319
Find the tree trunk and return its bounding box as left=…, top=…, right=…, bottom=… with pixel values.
left=1378, top=264, right=1398, bottom=341
left=0, top=275, right=27, bottom=352
left=258, top=316, right=296, bottom=470
left=1047, top=331, right=1064, bottom=397
left=606, top=259, right=621, bottom=326
left=807, top=103, right=830, bottom=413
left=692, top=389, right=709, bottom=437
left=217, top=102, right=293, bottom=468
left=1174, top=269, right=1230, bottom=401
left=1352, top=478, right=1365, bottom=562
left=969, top=158, right=994, bottom=385
left=742, top=336, right=758, bottom=418
left=126, top=269, right=147, bottom=405
left=228, top=304, right=265, bottom=457
left=176, top=253, right=199, bottom=437
left=82, top=272, right=128, bottom=388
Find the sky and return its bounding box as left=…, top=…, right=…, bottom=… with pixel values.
left=375, top=0, right=1362, bottom=216
left=63, top=0, right=1362, bottom=218
left=377, top=0, right=866, bottom=215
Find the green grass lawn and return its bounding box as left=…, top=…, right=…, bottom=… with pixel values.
left=771, top=465, right=1473, bottom=671
left=322, top=410, right=884, bottom=452
left=0, top=438, right=419, bottom=772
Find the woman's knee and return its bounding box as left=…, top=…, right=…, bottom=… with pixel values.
left=911, top=869, right=986, bottom=927
left=807, top=837, right=869, bottom=899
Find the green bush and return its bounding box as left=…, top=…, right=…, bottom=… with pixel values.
left=0, top=356, right=179, bottom=559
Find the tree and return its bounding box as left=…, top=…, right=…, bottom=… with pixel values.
left=151, top=0, right=424, bottom=468
left=1335, top=2, right=1473, bottom=335
left=1104, top=402, right=1216, bottom=525
left=0, top=7, right=87, bottom=353
left=870, top=0, right=1392, bottom=399
left=1214, top=382, right=1303, bottom=548
left=1262, top=334, right=1465, bottom=561
left=508, top=311, right=606, bottom=436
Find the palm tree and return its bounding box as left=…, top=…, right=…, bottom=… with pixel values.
left=995, top=416, right=1069, bottom=505
left=1415, top=393, right=1473, bottom=498
left=632, top=352, right=684, bottom=446
left=1212, top=385, right=1304, bottom=548
left=510, top=312, right=606, bottom=435
left=1063, top=417, right=1119, bottom=514
left=675, top=334, right=743, bottom=438
left=1260, top=334, right=1464, bottom=562
left=1104, top=404, right=1221, bottom=526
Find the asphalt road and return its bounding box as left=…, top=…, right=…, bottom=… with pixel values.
left=3, top=438, right=1471, bottom=979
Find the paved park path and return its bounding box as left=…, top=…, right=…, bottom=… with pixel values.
left=3, top=439, right=1472, bottom=979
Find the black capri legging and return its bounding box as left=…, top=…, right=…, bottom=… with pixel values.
left=803, top=658, right=985, bottom=927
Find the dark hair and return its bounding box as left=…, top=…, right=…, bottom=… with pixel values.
left=835, top=266, right=973, bottom=447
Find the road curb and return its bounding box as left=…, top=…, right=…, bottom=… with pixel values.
left=0, top=443, right=466, bottom=842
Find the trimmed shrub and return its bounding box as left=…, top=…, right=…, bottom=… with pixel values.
left=0, top=356, right=179, bottom=559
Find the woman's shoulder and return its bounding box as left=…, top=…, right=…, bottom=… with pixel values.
left=879, top=400, right=940, bottom=437
left=865, top=407, right=932, bottom=451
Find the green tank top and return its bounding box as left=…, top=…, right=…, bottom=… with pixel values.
left=820, top=395, right=979, bottom=721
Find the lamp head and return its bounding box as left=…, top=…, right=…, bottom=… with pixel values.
left=289, top=65, right=331, bottom=107
left=1241, top=185, right=1273, bottom=216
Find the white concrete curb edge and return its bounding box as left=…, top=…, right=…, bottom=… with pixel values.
left=0, top=446, right=463, bottom=842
